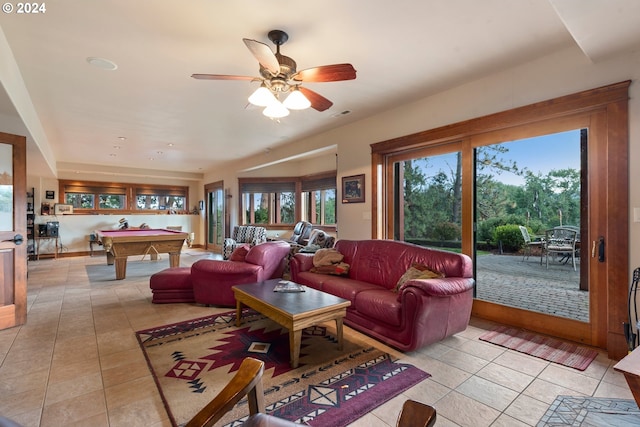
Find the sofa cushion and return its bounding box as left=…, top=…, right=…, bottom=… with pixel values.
left=321, top=276, right=380, bottom=305
left=354, top=289, right=402, bottom=327
left=229, top=244, right=250, bottom=262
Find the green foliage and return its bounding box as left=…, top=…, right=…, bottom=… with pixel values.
left=401, top=137, right=581, bottom=248
left=433, top=221, right=461, bottom=241
left=403, top=157, right=461, bottom=240
left=477, top=214, right=526, bottom=243
left=493, top=224, right=524, bottom=252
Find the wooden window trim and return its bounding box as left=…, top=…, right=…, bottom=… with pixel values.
left=59, top=179, right=189, bottom=214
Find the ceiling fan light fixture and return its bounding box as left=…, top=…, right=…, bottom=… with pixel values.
left=248, top=85, right=277, bottom=107
left=263, top=101, right=289, bottom=118
left=283, top=88, right=311, bottom=110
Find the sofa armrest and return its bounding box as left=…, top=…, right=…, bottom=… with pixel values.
left=397, top=277, right=475, bottom=300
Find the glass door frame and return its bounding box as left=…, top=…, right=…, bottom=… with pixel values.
left=371, top=81, right=630, bottom=359
left=204, top=181, right=225, bottom=253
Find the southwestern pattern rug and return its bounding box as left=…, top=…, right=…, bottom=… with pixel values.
left=537, top=396, right=640, bottom=426
left=136, top=310, right=429, bottom=427
left=479, top=326, right=598, bottom=371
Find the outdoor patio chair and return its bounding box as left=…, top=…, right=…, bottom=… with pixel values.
left=543, top=226, right=579, bottom=271
left=519, top=226, right=543, bottom=262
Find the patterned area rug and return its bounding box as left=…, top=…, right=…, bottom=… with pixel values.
left=479, top=326, right=598, bottom=370
left=538, top=396, right=640, bottom=426
left=136, top=310, right=429, bottom=427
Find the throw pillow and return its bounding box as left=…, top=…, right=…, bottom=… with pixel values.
left=310, top=262, right=350, bottom=276
left=394, top=264, right=444, bottom=292
left=229, top=244, right=250, bottom=262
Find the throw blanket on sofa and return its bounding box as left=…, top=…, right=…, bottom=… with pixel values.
left=312, top=248, right=349, bottom=275
left=313, top=248, right=344, bottom=266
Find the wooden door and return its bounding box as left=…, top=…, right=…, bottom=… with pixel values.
left=0, top=131, right=27, bottom=330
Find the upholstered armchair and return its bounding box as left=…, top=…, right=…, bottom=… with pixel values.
left=192, top=241, right=290, bottom=306
left=223, top=225, right=268, bottom=260
left=286, top=221, right=313, bottom=245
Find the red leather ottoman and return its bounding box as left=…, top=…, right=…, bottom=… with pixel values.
left=149, top=267, right=195, bottom=303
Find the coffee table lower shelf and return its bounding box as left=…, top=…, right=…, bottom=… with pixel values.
left=232, top=280, right=351, bottom=368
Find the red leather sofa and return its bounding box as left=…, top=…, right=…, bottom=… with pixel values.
left=290, top=239, right=475, bottom=351
left=150, top=240, right=290, bottom=306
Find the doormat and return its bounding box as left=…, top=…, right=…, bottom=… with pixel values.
left=136, top=310, right=430, bottom=426
left=537, top=395, right=640, bottom=426
left=479, top=326, right=598, bottom=371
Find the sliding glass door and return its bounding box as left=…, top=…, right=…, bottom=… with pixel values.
left=373, top=82, right=630, bottom=356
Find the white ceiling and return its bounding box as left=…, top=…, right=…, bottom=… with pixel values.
left=0, top=1, right=639, bottom=179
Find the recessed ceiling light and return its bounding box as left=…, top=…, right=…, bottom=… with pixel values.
left=156, top=151, right=163, bottom=155
left=109, top=153, right=117, bottom=157
left=87, top=57, right=118, bottom=71
left=113, top=145, right=121, bottom=149
left=118, top=136, right=127, bottom=141
left=167, top=143, right=174, bottom=147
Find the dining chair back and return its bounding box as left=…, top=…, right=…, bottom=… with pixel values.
left=544, top=226, right=579, bottom=271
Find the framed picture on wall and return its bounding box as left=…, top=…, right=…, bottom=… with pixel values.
left=45, top=190, right=55, bottom=199
left=342, top=174, right=365, bottom=203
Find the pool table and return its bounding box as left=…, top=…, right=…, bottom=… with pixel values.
left=96, top=229, right=188, bottom=280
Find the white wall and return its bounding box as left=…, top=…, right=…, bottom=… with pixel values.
left=32, top=213, right=199, bottom=256
left=206, top=44, right=640, bottom=276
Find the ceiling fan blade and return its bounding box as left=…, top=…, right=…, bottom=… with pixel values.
left=191, top=74, right=256, bottom=81
left=243, top=38, right=280, bottom=75
left=293, top=64, right=356, bottom=82
left=298, top=87, right=333, bottom=112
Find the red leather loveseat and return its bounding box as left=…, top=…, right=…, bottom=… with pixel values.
left=150, top=240, right=290, bottom=306
left=290, top=239, right=474, bottom=351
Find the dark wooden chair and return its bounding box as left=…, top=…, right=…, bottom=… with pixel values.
left=186, top=356, right=437, bottom=427
left=185, top=357, right=300, bottom=427
left=397, top=399, right=437, bottom=427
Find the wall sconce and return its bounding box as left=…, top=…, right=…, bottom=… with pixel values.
left=199, top=200, right=204, bottom=210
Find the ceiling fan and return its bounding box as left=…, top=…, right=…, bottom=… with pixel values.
left=192, top=29, right=357, bottom=118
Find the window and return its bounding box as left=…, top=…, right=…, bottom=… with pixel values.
left=135, top=187, right=186, bottom=210
left=301, top=173, right=336, bottom=226
left=239, top=179, right=296, bottom=225
left=239, top=172, right=336, bottom=227
left=59, top=180, right=189, bottom=213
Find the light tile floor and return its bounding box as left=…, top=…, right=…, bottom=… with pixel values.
left=0, top=250, right=635, bottom=427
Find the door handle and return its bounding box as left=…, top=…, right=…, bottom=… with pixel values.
left=2, top=234, right=24, bottom=245
left=592, top=237, right=605, bottom=262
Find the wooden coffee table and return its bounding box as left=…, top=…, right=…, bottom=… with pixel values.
left=232, top=280, right=351, bottom=368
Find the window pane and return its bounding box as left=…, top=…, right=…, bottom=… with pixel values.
left=323, top=188, right=336, bottom=224
left=137, top=195, right=159, bottom=209
left=398, top=152, right=462, bottom=246
left=254, top=193, right=268, bottom=224
left=99, top=194, right=125, bottom=209
left=279, top=192, right=295, bottom=223
left=66, top=193, right=94, bottom=208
